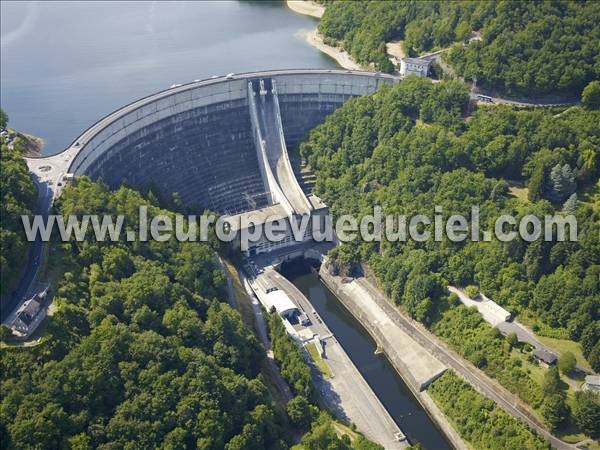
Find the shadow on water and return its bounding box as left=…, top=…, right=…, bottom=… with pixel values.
left=280, top=258, right=452, bottom=450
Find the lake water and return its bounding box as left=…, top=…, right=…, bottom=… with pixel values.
left=0, top=1, right=337, bottom=155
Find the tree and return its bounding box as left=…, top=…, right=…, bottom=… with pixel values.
left=0, top=108, right=7, bottom=130
left=562, top=193, right=577, bottom=213
left=505, top=332, right=518, bottom=349
left=549, top=163, right=576, bottom=202
left=0, top=324, right=13, bottom=341
left=557, top=352, right=576, bottom=375
left=541, top=367, right=562, bottom=396
left=287, top=395, right=313, bottom=429
left=572, top=391, right=600, bottom=439
left=581, top=80, right=600, bottom=109
left=541, top=394, right=570, bottom=431
left=465, top=285, right=479, bottom=298
left=455, top=20, right=472, bottom=42
left=527, top=161, right=546, bottom=202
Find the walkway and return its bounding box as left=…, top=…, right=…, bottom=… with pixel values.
left=357, top=277, right=576, bottom=450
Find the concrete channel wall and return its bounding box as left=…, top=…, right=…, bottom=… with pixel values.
left=318, top=266, right=469, bottom=450
left=246, top=267, right=408, bottom=449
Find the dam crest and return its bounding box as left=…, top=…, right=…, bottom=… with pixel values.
left=26, top=69, right=398, bottom=254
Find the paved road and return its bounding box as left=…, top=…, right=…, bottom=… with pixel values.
left=469, top=92, right=579, bottom=108
left=357, top=278, right=576, bottom=450
left=421, top=49, right=579, bottom=108
left=1, top=177, right=53, bottom=323
left=449, top=286, right=593, bottom=375
left=253, top=268, right=407, bottom=449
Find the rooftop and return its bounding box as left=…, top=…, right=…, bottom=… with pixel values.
left=533, top=349, right=557, bottom=364
left=265, top=290, right=298, bottom=315
left=585, top=375, right=600, bottom=385
left=401, top=57, right=432, bottom=66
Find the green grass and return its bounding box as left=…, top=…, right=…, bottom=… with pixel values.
left=509, top=347, right=595, bottom=446
left=517, top=312, right=592, bottom=372
left=507, top=179, right=530, bottom=202
left=305, top=342, right=333, bottom=378
left=331, top=420, right=359, bottom=441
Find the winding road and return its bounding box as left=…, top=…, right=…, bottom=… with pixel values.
left=1, top=177, right=53, bottom=323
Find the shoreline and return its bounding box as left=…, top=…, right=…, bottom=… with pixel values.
left=286, top=0, right=324, bottom=19
left=5, top=128, right=44, bottom=156
left=287, top=0, right=366, bottom=71
left=303, top=28, right=365, bottom=71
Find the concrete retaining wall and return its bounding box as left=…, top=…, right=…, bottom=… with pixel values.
left=52, top=70, right=397, bottom=212
left=318, top=265, right=469, bottom=450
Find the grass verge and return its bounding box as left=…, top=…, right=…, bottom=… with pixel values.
left=305, top=342, right=333, bottom=378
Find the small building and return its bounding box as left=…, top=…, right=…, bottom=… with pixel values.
left=265, top=289, right=299, bottom=322
left=400, top=57, right=431, bottom=77
left=583, top=375, right=600, bottom=392
left=533, top=349, right=558, bottom=368
left=480, top=293, right=512, bottom=322
left=10, top=297, right=46, bottom=337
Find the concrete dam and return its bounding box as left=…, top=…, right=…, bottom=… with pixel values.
left=26, top=69, right=397, bottom=254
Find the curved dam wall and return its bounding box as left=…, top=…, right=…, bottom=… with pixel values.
left=55, top=70, right=398, bottom=213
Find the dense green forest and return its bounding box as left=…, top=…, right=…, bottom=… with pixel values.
left=0, top=177, right=383, bottom=449
left=0, top=127, right=37, bottom=294
left=300, top=76, right=599, bottom=435
left=317, top=1, right=600, bottom=96
left=1, top=179, right=282, bottom=449
left=429, top=371, right=549, bottom=450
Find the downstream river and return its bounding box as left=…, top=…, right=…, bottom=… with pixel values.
left=280, top=260, right=452, bottom=450
left=0, top=1, right=336, bottom=155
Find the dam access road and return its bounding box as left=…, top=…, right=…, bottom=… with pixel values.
left=248, top=266, right=407, bottom=449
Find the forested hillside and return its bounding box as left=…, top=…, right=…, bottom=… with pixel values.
left=0, top=127, right=37, bottom=294
left=317, top=1, right=600, bottom=96
left=0, top=179, right=279, bottom=449
left=429, top=371, right=549, bottom=450
left=0, top=178, right=384, bottom=449
left=300, top=76, right=599, bottom=436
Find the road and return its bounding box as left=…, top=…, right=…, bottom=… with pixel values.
left=1, top=177, right=53, bottom=323
left=357, top=277, right=576, bottom=450
left=421, top=49, right=579, bottom=108
left=469, top=92, right=579, bottom=108
left=449, top=286, right=593, bottom=375
left=252, top=268, right=407, bottom=449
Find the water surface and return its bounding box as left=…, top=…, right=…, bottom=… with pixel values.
left=0, top=1, right=336, bottom=154
left=281, top=260, right=452, bottom=450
